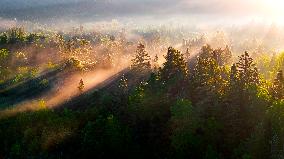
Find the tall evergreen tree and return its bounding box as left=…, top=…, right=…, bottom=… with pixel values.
left=236, top=51, right=259, bottom=86
left=131, top=43, right=151, bottom=73
left=160, top=47, right=189, bottom=85
left=191, top=45, right=227, bottom=97
left=212, top=46, right=232, bottom=66
left=271, top=70, right=284, bottom=100
left=119, top=74, right=128, bottom=94
left=152, top=54, right=159, bottom=73
left=160, top=47, right=189, bottom=98
left=223, top=51, right=261, bottom=151
left=200, top=44, right=213, bottom=59
left=223, top=45, right=233, bottom=65
left=78, top=79, right=85, bottom=93
left=185, top=48, right=191, bottom=60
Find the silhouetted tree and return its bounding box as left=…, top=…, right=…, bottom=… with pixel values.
left=160, top=47, right=188, bottom=83
left=159, top=47, right=188, bottom=96
left=223, top=51, right=261, bottom=152
left=200, top=44, right=213, bottom=59
left=185, top=48, right=190, bottom=60
left=78, top=79, right=84, bottom=92
left=152, top=54, right=159, bottom=73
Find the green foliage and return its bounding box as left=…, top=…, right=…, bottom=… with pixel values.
left=40, top=79, right=49, bottom=87
left=270, top=70, right=284, bottom=100
left=131, top=43, right=151, bottom=73
left=273, top=52, right=284, bottom=76
left=171, top=99, right=193, bottom=119
left=236, top=51, right=259, bottom=85
left=12, top=73, right=25, bottom=83
left=46, top=61, right=57, bottom=70
left=0, top=48, right=10, bottom=80
left=255, top=54, right=273, bottom=79
left=81, top=114, right=131, bottom=157
left=160, top=47, right=189, bottom=84
left=64, top=57, right=83, bottom=69
left=0, top=48, right=9, bottom=59
left=0, top=28, right=283, bottom=159
left=0, top=109, right=79, bottom=158
left=192, top=54, right=226, bottom=95
left=0, top=28, right=32, bottom=44
left=38, top=99, right=47, bottom=109
left=170, top=99, right=199, bottom=155
left=199, top=44, right=232, bottom=66
left=254, top=101, right=284, bottom=159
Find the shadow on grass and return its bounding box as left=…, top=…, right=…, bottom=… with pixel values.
left=56, top=67, right=151, bottom=111
left=56, top=68, right=130, bottom=110
left=0, top=68, right=63, bottom=109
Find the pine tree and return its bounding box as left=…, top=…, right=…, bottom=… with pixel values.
left=271, top=70, right=284, bottom=100
left=185, top=48, right=191, bottom=60
left=228, top=51, right=259, bottom=93
left=160, top=47, right=189, bottom=84
left=118, top=75, right=128, bottom=91
left=152, top=54, right=159, bottom=73
left=223, top=51, right=261, bottom=146
left=228, top=51, right=260, bottom=103
left=192, top=56, right=224, bottom=93
left=118, top=74, right=129, bottom=105
left=236, top=51, right=259, bottom=86
left=229, top=64, right=239, bottom=86
left=199, top=44, right=232, bottom=66
left=131, top=43, right=151, bottom=73
left=78, top=79, right=84, bottom=92
left=200, top=44, right=213, bottom=59
left=191, top=45, right=226, bottom=96
left=160, top=47, right=189, bottom=98
left=223, top=45, right=232, bottom=65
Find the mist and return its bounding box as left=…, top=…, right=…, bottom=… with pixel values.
left=2, top=1, right=284, bottom=158
left=0, top=0, right=282, bottom=29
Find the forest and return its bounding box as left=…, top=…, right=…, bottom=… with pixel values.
left=0, top=24, right=283, bottom=159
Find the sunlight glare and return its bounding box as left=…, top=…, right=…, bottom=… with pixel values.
left=262, top=0, right=284, bottom=22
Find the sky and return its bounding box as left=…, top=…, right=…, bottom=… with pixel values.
left=0, top=0, right=283, bottom=26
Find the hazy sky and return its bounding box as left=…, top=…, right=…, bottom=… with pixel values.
left=0, top=0, right=283, bottom=25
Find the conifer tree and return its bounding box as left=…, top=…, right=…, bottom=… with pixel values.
left=131, top=43, right=151, bottom=73
left=160, top=47, right=189, bottom=84
left=119, top=74, right=128, bottom=94
left=152, top=54, right=159, bottom=73
left=191, top=45, right=226, bottom=95
left=223, top=45, right=232, bottom=64
left=229, top=64, right=239, bottom=87
left=271, top=70, right=284, bottom=100
left=118, top=74, right=129, bottom=105
left=78, top=79, right=84, bottom=92
left=200, top=44, right=213, bottom=59
left=192, top=56, right=224, bottom=92
left=159, top=47, right=189, bottom=98
left=199, top=44, right=232, bottom=66
left=224, top=51, right=261, bottom=145
left=236, top=51, right=259, bottom=86
left=185, top=48, right=191, bottom=60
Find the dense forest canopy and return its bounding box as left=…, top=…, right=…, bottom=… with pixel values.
left=1, top=0, right=284, bottom=158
